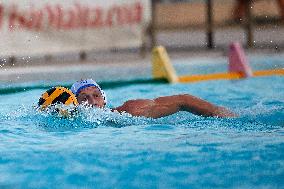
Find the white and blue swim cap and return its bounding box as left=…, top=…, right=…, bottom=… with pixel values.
left=71, top=79, right=107, bottom=105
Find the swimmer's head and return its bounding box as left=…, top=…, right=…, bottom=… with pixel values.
left=38, top=86, right=78, bottom=109
left=71, top=79, right=107, bottom=108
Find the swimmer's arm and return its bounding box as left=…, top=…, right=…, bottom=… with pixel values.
left=177, top=94, right=235, bottom=117
left=148, top=94, right=236, bottom=118
left=114, top=94, right=236, bottom=118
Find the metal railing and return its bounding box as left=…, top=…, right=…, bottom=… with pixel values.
left=148, top=0, right=282, bottom=50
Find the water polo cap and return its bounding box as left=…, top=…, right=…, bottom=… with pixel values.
left=38, top=86, right=78, bottom=109
left=71, top=79, right=107, bottom=105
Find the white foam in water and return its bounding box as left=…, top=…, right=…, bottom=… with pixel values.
left=77, top=104, right=152, bottom=128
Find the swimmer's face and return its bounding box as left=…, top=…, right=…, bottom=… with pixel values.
left=77, top=86, right=105, bottom=108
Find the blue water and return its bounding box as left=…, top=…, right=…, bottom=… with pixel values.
left=0, top=76, right=284, bottom=189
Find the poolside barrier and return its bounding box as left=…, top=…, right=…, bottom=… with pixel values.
left=152, top=44, right=284, bottom=83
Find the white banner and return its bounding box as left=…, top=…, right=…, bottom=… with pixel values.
left=0, top=0, right=151, bottom=57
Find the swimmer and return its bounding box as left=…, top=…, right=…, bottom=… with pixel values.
left=71, top=79, right=236, bottom=118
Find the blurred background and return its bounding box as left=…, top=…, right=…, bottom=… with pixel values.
left=0, top=0, right=283, bottom=80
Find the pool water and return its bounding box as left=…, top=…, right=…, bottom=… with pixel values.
left=0, top=76, right=283, bottom=188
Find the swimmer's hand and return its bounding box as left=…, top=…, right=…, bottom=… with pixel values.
left=113, top=94, right=236, bottom=119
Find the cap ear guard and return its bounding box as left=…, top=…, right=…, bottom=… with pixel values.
left=100, top=89, right=107, bottom=106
